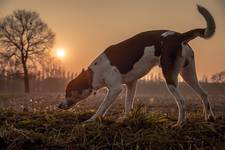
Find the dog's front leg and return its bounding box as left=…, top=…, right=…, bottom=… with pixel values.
left=86, top=86, right=122, bottom=122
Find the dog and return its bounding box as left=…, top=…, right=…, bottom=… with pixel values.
left=58, top=5, right=215, bottom=126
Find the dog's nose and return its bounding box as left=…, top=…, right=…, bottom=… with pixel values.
left=57, top=103, right=63, bottom=109
left=57, top=101, right=69, bottom=110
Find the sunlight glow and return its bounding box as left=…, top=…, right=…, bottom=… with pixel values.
left=56, top=49, right=65, bottom=58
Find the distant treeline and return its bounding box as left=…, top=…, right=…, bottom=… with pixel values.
left=0, top=62, right=224, bottom=93
left=0, top=61, right=77, bottom=92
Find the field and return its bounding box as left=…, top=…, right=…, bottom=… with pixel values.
left=0, top=82, right=225, bottom=150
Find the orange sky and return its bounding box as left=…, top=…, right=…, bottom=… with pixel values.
left=0, top=0, right=225, bottom=78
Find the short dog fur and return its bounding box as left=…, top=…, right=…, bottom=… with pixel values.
left=59, top=5, right=215, bottom=126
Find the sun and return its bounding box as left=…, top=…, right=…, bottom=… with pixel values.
left=56, top=49, right=65, bottom=58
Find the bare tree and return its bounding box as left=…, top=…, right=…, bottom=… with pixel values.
left=0, top=9, right=55, bottom=93
left=211, top=71, right=225, bottom=83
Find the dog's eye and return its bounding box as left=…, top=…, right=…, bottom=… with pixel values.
left=65, top=91, right=72, bottom=98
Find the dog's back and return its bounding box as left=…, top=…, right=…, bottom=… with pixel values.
left=104, top=30, right=172, bottom=74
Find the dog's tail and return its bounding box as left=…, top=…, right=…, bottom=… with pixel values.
left=179, top=5, right=215, bottom=43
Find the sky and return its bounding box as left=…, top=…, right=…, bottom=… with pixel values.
left=0, top=0, right=225, bottom=78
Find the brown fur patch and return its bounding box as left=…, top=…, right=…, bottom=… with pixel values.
left=104, top=30, right=168, bottom=74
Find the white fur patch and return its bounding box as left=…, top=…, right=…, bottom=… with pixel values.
left=122, top=45, right=159, bottom=82
left=181, top=43, right=192, bottom=57
left=89, top=53, right=122, bottom=89
left=161, top=31, right=175, bottom=37
left=89, top=53, right=111, bottom=89
left=181, top=44, right=186, bottom=57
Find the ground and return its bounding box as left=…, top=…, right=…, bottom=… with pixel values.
left=0, top=83, right=225, bottom=149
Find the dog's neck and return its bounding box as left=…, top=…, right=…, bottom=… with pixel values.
left=85, top=68, right=94, bottom=89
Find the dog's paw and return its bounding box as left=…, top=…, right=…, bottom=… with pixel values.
left=84, top=114, right=103, bottom=123
left=206, top=115, right=215, bottom=122
left=84, top=117, right=96, bottom=123
left=171, top=121, right=186, bottom=128
left=116, top=116, right=127, bottom=123
left=171, top=123, right=181, bottom=128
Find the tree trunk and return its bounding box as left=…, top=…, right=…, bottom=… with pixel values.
left=22, top=62, right=30, bottom=93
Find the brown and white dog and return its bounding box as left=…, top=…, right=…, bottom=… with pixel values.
left=58, top=5, right=215, bottom=126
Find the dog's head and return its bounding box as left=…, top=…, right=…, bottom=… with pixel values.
left=58, top=68, right=93, bottom=110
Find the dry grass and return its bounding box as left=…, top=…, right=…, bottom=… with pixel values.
left=0, top=83, right=225, bottom=149
left=0, top=104, right=225, bottom=150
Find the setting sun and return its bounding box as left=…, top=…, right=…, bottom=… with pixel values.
left=56, top=49, right=65, bottom=58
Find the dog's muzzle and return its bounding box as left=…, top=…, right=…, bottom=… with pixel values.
left=58, top=99, right=75, bottom=110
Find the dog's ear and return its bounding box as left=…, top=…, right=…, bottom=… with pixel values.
left=82, top=68, right=85, bottom=73
left=71, top=90, right=79, bottom=97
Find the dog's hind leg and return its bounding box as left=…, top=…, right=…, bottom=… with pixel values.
left=125, top=80, right=137, bottom=116
left=166, top=83, right=186, bottom=126
left=161, top=50, right=186, bottom=126
left=181, top=56, right=215, bottom=122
